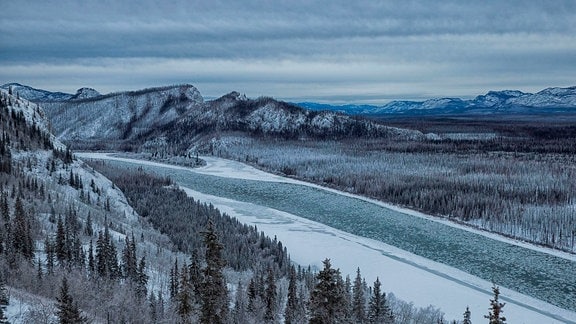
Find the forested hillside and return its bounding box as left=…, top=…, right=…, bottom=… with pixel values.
left=0, top=87, right=468, bottom=323
left=1, top=87, right=180, bottom=322
left=40, top=84, right=203, bottom=147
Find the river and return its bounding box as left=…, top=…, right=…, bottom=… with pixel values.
left=78, top=153, right=576, bottom=323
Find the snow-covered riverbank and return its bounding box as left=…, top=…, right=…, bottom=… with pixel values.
left=78, top=152, right=576, bottom=323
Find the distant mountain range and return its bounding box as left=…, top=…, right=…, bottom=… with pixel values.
left=3, top=81, right=575, bottom=153
left=296, top=86, right=576, bottom=116
left=4, top=82, right=575, bottom=120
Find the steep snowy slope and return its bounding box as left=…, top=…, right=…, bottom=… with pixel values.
left=0, top=89, right=66, bottom=151
left=0, top=83, right=73, bottom=101
left=40, top=84, right=203, bottom=141
left=0, top=87, right=188, bottom=323
left=165, top=92, right=427, bottom=143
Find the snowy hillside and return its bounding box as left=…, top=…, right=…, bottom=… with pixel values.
left=0, top=83, right=73, bottom=102
left=164, top=94, right=427, bottom=148
left=0, top=88, right=66, bottom=151
left=0, top=88, right=196, bottom=323
left=40, top=84, right=203, bottom=142
left=3, top=83, right=431, bottom=152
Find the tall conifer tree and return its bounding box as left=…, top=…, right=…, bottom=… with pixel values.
left=309, top=259, right=347, bottom=324
left=0, top=277, right=8, bottom=324
left=352, top=267, right=366, bottom=323
left=55, top=277, right=86, bottom=324
left=200, top=220, right=228, bottom=324
left=463, top=306, right=472, bottom=324
left=485, top=285, right=506, bottom=324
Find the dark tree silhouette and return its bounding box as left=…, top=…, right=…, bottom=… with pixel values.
left=55, top=277, right=86, bottom=324
left=309, top=258, right=347, bottom=324
left=200, top=220, right=228, bottom=324
left=485, top=285, right=506, bottom=324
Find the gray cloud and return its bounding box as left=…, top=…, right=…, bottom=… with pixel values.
left=1, top=0, right=575, bottom=103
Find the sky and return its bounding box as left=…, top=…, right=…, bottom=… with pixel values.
left=1, top=0, right=575, bottom=104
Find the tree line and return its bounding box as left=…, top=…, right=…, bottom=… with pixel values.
left=215, top=137, right=576, bottom=253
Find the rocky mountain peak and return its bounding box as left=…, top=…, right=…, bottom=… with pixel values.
left=71, top=87, right=101, bottom=100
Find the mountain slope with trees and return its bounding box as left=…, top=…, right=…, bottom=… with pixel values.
left=39, top=84, right=204, bottom=147
left=3, top=83, right=430, bottom=151
left=0, top=86, right=471, bottom=323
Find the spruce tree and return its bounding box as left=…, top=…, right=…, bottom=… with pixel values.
left=247, top=276, right=263, bottom=319
left=367, top=277, right=393, bottom=324
left=84, top=213, right=93, bottom=237
left=0, top=193, right=8, bottom=223
left=55, top=277, right=86, bottom=324
left=177, top=265, right=193, bottom=322
left=352, top=267, right=366, bottom=323
left=200, top=220, right=228, bottom=324
left=344, top=275, right=352, bottom=322
left=95, top=231, right=106, bottom=277
left=485, top=285, right=506, bottom=324
left=189, top=250, right=203, bottom=298
left=95, top=225, right=119, bottom=279
left=0, top=277, right=8, bottom=324
left=136, top=256, right=148, bottom=299
left=264, top=266, right=277, bottom=323
left=11, top=197, right=34, bottom=259
left=309, top=258, right=347, bottom=324
left=284, top=265, right=301, bottom=324
left=170, top=259, right=179, bottom=300
left=121, top=234, right=137, bottom=280
left=463, top=306, right=472, bottom=324
left=87, top=240, right=95, bottom=274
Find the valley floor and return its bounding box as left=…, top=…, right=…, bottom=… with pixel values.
left=78, top=152, right=576, bottom=323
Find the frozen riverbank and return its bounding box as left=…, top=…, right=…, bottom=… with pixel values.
left=78, top=152, right=576, bottom=323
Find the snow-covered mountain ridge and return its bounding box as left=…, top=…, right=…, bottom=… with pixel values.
left=161, top=93, right=429, bottom=149
left=1, top=83, right=74, bottom=101
left=70, top=87, right=100, bottom=100
left=297, top=86, right=576, bottom=116
left=39, top=84, right=203, bottom=142
left=2, top=83, right=430, bottom=149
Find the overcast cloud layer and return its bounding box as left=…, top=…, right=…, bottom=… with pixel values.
left=1, top=0, right=575, bottom=103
